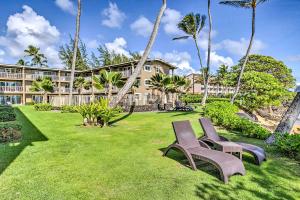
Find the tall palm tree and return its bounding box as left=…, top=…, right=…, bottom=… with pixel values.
left=173, top=13, right=206, bottom=104
left=93, top=70, right=125, bottom=102
left=74, top=76, right=91, bottom=105
left=24, top=45, right=47, bottom=67
left=148, top=73, right=171, bottom=104
left=30, top=77, right=54, bottom=103
left=202, top=0, right=213, bottom=105
left=220, top=0, right=269, bottom=103
left=109, top=0, right=167, bottom=108
left=69, top=0, right=81, bottom=105
left=168, top=75, right=187, bottom=106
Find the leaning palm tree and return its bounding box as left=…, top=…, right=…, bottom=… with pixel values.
left=173, top=13, right=206, bottom=104
left=109, top=0, right=167, bottom=108
left=220, top=0, right=269, bottom=103
left=30, top=77, right=54, bottom=103
left=74, top=76, right=91, bottom=105
left=69, top=0, right=81, bottom=105
left=24, top=45, right=47, bottom=67
left=93, top=70, right=125, bottom=102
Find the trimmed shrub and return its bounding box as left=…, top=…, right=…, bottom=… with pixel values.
left=34, top=103, right=52, bottom=111
left=0, top=111, right=16, bottom=122
left=0, top=121, right=22, bottom=143
left=180, top=94, right=230, bottom=104
left=61, top=105, right=77, bottom=113
left=204, top=101, right=271, bottom=139
left=274, top=133, right=300, bottom=160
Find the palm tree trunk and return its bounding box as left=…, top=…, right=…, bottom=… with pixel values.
left=266, top=93, right=300, bottom=144
left=201, top=0, right=212, bottom=106
left=109, top=0, right=167, bottom=108
left=230, top=6, right=256, bottom=104
left=108, top=82, right=113, bottom=101
left=43, top=93, right=47, bottom=103
left=78, top=90, right=81, bottom=105
left=69, top=0, right=81, bottom=105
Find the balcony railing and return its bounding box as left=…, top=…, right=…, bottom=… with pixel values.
left=0, top=86, right=23, bottom=92
left=0, top=72, right=23, bottom=79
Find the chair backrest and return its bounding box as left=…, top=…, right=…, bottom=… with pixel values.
left=199, top=118, right=221, bottom=141
left=175, top=100, right=181, bottom=107
left=172, top=120, right=200, bottom=149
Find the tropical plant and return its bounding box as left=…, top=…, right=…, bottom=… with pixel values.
left=73, top=76, right=91, bottom=105
left=59, top=37, right=89, bottom=70
left=33, top=103, right=53, bottom=111
left=24, top=45, right=47, bottom=67
left=16, top=59, right=29, bottom=66
left=109, top=0, right=167, bottom=108
left=173, top=12, right=207, bottom=105
left=93, top=70, right=125, bottom=102
left=219, top=0, right=269, bottom=103
left=69, top=0, right=81, bottom=105
left=148, top=73, right=171, bottom=104
left=168, top=75, right=187, bottom=105
left=30, top=77, right=54, bottom=103
left=215, top=64, right=231, bottom=86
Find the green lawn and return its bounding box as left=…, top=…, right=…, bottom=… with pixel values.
left=0, top=106, right=299, bottom=200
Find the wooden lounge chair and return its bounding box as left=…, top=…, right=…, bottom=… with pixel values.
left=163, top=120, right=245, bottom=183
left=173, top=101, right=193, bottom=111
left=199, top=118, right=267, bottom=165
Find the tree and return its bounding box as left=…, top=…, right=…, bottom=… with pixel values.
left=24, top=45, right=47, bottom=67
left=69, top=0, right=81, bottom=105
left=109, top=0, right=167, bottom=108
left=74, top=76, right=91, bottom=105
left=30, top=77, right=54, bottom=103
left=148, top=73, right=171, bottom=104
left=232, top=54, right=295, bottom=89
left=168, top=75, right=187, bottom=105
left=215, top=64, right=231, bottom=86
left=16, top=59, right=29, bottom=66
left=59, top=37, right=89, bottom=70
left=266, top=86, right=300, bottom=144
left=220, top=0, right=269, bottom=103
left=202, top=0, right=213, bottom=105
left=93, top=70, right=125, bottom=102
left=239, top=71, right=287, bottom=112
left=173, top=13, right=207, bottom=104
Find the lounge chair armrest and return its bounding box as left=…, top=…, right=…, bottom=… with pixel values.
left=199, top=140, right=211, bottom=149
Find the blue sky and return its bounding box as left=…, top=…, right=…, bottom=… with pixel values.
left=0, top=0, right=299, bottom=84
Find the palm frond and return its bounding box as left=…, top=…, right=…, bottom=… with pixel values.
left=219, top=0, right=252, bottom=8
left=172, top=36, right=190, bottom=40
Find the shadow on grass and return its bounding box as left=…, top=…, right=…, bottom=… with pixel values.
left=109, top=109, right=134, bottom=126
left=159, top=147, right=222, bottom=181
left=0, top=107, right=48, bottom=175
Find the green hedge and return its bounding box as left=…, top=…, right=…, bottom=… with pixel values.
left=61, top=105, right=78, bottom=113
left=180, top=94, right=230, bottom=104
left=0, top=121, right=22, bottom=143
left=204, top=101, right=271, bottom=139
left=34, top=103, right=52, bottom=111
left=274, top=133, right=300, bottom=160
left=0, top=106, right=16, bottom=122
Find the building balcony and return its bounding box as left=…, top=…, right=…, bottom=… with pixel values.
left=0, top=72, right=23, bottom=80
left=0, top=86, right=23, bottom=92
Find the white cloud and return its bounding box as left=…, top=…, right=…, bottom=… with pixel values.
left=130, top=16, right=153, bottom=37
left=161, top=8, right=182, bottom=35
left=0, top=5, right=61, bottom=67
left=207, top=51, right=234, bottom=69
left=152, top=50, right=195, bottom=75
left=86, top=39, right=98, bottom=49
left=219, top=38, right=266, bottom=56
left=105, top=37, right=130, bottom=57
left=288, top=55, right=300, bottom=62
left=55, top=0, right=76, bottom=15
left=102, top=2, right=126, bottom=28
left=0, top=49, right=5, bottom=63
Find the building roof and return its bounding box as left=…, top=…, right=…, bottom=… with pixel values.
left=0, top=59, right=176, bottom=73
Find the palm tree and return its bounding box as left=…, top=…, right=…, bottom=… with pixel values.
left=173, top=13, right=206, bottom=104
left=202, top=0, right=213, bottom=105
left=168, top=75, right=187, bottom=106
left=74, top=76, right=91, bottom=105
left=69, top=0, right=81, bottom=105
left=93, top=70, right=125, bottom=102
left=220, top=0, right=269, bottom=103
left=30, top=77, right=54, bottom=103
left=24, top=45, right=47, bottom=67
left=16, top=59, right=29, bottom=66
left=109, top=0, right=167, bottom=108
left=148, top=74, right=171, bottom=104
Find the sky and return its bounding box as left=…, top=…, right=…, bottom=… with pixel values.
left=0, top=0, right=299, bottom=85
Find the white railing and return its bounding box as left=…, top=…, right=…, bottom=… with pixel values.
left=0, top=72, right=23, bottom=79
left=0, top=86, right=23, bottom=92
left=60, top=76, right=71, bottom=82
left=26, top=74, right=60, bottom=81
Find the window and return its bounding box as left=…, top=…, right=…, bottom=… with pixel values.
left=155, top=66, right=160, bottom=74
left=144, top=79, right=151, bottom=86
left=144, top=65, right=152, bottom=72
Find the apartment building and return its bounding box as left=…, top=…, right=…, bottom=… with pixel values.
left=186, top=73, right=235, bottom=95
left=0, top=59, right=176, bottom=106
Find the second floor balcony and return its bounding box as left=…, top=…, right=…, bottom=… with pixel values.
left=0, top=72, right=23, bottom=79
left=0, top=86, right=23, bottom=92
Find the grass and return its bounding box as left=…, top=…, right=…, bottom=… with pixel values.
left=0, top=106, right=299, bottom=200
